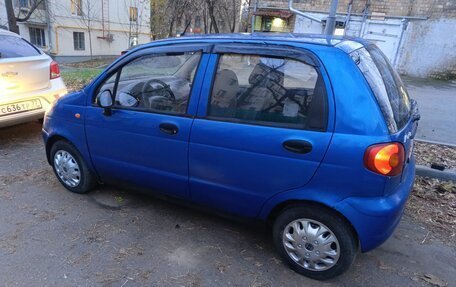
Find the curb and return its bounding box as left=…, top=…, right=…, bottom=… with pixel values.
left=416, top=165, right=456, bottom=181
left=415, top=138, right=456, bottom=148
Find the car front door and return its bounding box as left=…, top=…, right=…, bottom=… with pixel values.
left=85, top=44, right=210, bottom=198
left=189, top=44, right=334, bottom=216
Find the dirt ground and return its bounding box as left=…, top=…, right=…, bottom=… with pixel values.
left=407, top=177, right=456, bottom=242
left=414, top=142, right=456, bottom=169
left=0, top=122, right=455, bottom=287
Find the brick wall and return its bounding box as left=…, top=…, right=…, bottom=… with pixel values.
left=258, top=0, right=456, bottom=19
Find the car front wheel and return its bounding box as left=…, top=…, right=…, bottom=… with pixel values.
left=273, top=205, right=358, bottom=280
left=51, top=140, right=97, bottom=194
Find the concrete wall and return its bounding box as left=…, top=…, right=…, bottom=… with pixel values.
left=398, top=19, right=456, bottom=79
left=47, top=0, right=151, bottom=57
left=0, top=2, right=8, bottom=29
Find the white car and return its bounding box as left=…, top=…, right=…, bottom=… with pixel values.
left=0, top=29, right=67, bottom=128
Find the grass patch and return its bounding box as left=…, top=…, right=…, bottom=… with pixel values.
left=61, top=68, right=103, bottom=92
left=63, top=58, right=114, bottom=69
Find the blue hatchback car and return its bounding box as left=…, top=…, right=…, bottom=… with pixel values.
left=42, top=33, right=419, bottom=280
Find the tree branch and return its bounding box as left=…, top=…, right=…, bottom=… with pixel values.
left=16, top=0, right=45, bottom=22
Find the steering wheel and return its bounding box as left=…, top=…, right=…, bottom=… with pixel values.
left=141, top=79, right=175, bottom=101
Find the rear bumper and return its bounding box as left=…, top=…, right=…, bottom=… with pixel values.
left=334, top=158, right=415, bottom=252
left=0, top=78, right=67, bottom=128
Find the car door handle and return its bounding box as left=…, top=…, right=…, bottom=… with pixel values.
left=283, top=140, right=313, bottom=154
left=159, top=123, right=178, bottom=135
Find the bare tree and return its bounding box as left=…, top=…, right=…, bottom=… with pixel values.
left=70, top=0, right=98, bottom=59
left=35, top=0, right=94, bottom=56
left=215, top=0, right=241, bottom=32
left=117, top=0, right=151, bottom=47
left=151, top=0, right=243, bottom=37
left=205, top=0, right=220, bottom=33
left=166, top=0, right=194, bottom=37
left=150, top=0, right=168, bottom=39
left=5, top=0, right=44, bottom=33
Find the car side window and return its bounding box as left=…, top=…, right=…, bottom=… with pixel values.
left=96, top=72, right=117, bottom=98
left=208, top=54, right=327, bottom=130
left=96, top=51, right=202, bottom=115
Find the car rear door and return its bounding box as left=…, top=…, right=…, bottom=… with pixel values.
left=0, top=34, right=50, bottom=96
left=85, top=44, right=211, bottom=199
left=188, top=44, right=335, bottom=217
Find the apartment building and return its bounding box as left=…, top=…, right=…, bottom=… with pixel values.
left=0, top=0, right=151, bottom=61
left=247, top=0, right=456, bottom=79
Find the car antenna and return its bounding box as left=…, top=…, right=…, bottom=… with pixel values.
left=180, top=21, right=191, bottom=37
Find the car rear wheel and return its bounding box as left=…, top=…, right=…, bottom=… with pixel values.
left=273, top=205, right=357, bottom=280
left=51, top=141, right=97, bottom=194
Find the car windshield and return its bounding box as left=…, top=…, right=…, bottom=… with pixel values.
left=0, top=35, right=41, bottom=59
left=351, top=46, right=411, bottom=133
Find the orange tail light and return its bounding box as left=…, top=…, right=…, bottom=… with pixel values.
left=364, top=142, right=405, bottom=176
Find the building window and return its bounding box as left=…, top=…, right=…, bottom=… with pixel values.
left=71, top=0, right=82, bottom=16
left=29, top=27, right=46, bottom=47
left=73, top=32, right=85, bottom=50
left=19, top=0, right=46, bottom=10
left=129, top=7, right=138, bottom=22
left=195, top=16, right=201, bottom=28
left=19, top=0, right=29, bottom=8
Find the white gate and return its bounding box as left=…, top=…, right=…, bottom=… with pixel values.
left=360, top=19, right=405, bottom=66
left=293, top=14, right=406, bottom=67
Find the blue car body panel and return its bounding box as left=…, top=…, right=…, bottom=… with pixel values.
left=333, top=157, right=415, bottom=251
left=188, top=48, right=335, bottom=217
left=42, top=91, right=95, bottom=171
left=43, top=33, right=416, bottom=253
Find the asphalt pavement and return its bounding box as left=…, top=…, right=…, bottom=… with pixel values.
left=404, top=77, right=456, bottom=145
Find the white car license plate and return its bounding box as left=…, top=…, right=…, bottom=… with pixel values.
left=0, top=99, right=42, bottom=117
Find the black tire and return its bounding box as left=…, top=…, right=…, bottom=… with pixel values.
left=272, top=205, right=358, bottom=280
left=50, top=140, right=97, bottom=194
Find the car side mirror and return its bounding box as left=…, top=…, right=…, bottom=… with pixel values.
left=97, top=90, right=113, bottom=116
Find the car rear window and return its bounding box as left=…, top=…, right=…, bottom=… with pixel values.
left=0, top=35, right=41, bottom=59
left=351, top=45, right=411, bottom=133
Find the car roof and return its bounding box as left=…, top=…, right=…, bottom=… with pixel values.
left=0, top=29, right=21, bottom=37
left=143, top=33, right=368, bottom=53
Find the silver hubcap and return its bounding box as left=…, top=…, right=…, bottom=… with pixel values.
left=283, top=219, right=340, bottom=271
left=54, top=150, right=81, bottom=188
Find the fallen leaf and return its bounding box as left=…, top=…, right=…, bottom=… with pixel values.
left=421, top=274, right=448, bottom=287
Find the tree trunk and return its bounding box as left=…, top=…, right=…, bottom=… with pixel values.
left=206, top=0, right=219, bottom=33
left=88, top=29, right=93, bottom=60
left=168, top=18, right=175, bottom=37
left=5, top=0, right=19, bottom=34
left=231, top=0, right=236, bottom=32
left=203, top=4, right=208, bottom=33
